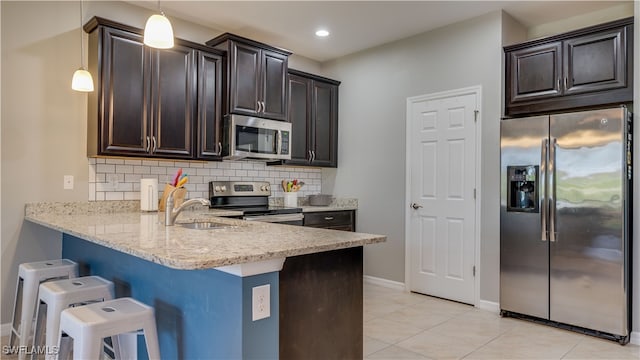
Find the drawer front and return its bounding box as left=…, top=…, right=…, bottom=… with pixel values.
left=304, top=211, right=353, bottom=228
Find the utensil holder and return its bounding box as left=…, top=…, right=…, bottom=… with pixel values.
left=159, top=184, right=186, bottom=211
left=284, top=192, right=298, bottom=207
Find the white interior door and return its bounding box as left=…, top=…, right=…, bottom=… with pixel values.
left=407, top=88, right=478, bottom=304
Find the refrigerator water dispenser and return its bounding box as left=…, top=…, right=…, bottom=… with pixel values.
left=507, top=165, right=539, bottom=213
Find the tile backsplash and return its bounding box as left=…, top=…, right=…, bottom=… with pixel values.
left=88, top=158, right=321, bottom=201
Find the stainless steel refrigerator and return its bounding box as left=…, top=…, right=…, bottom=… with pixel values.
left=500, top=106, right=632, bottom=344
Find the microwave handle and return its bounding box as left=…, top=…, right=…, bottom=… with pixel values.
left=277, top=131, right=282, bottom=155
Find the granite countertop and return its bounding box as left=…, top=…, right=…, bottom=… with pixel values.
left=24, top=201, right=384, bottom=271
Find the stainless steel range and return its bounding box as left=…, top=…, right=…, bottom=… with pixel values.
left=209, top=181, right=304, bottom=225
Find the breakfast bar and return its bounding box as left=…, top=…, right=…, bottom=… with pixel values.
left=24, top=202, right=386, bottom=359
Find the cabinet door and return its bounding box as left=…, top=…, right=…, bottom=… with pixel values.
left=507, top=42, right=562, bottom=104
left=100, top=27, right=150, bottom=155
left=151, top=44, right=196, bottom=158
left=230, top=42, right=260, bottom=116
left=311, top=81, right=338, bottom=167
left=563, top=27, right=626, bottom=95
left=261, top=50, right=289, bottom=121
left=286, top=74, right=312, bottom=165
left=197, top=51, right=223, bottom=160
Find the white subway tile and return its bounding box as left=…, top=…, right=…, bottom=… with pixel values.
left=96, top=164, right=115, bottom=173
left=142, top=160, right=159, bottom=167
left=95, top=174, right=106, bottom=183
left=190, top=191, right=204, bottom=199
left=106, top=158, right=125, bottom=165
left=96, top=192, right=105, bottom=200
left=242, top=163, right=254, bottom=170
left=150, top=167, right=167, bottom=175
left=247, top=170, right=259, bottom=177
left=88, top=158, right=97, bottom=165
left=230, top=162, right=242, bottom=169
left=189, top=175, right=204, bottom=184
left=88, top=164, right=96, bottom=183
left=189, top=162, right=204, bottom=168
left=196, top=168, right=210, bottom=176
left=116, top=165, right=134, bottom=173
left=229, top=176, right=242, bottom=181
left=124, top=159, right=142, bottom=165
left=253, top=163, right=266, bottom=170
left=217, top=162, right=231, bottom=169
left=174, top=161, right=191, bottom=168
left=105, top=192, right=124, bottom=200
left=196, top=183, right=209, bottom=192
left=235, top=170, right=247, bottom=177
left=125, top=174, right=144, bottom=182
left=134, top=166, right=151, bottom=174
left=259, top=171, right=269, bottom=177
left=124, top=192, right=140, bottom=200
left=117, top=182, right=134, bottom=192
left=211, top=169, right=225, bottom=176
left=223, top=169, right=235, bottom=177
left=96, top=158, right=106, bottom=164
left=88, top=183, right=96, bottom=201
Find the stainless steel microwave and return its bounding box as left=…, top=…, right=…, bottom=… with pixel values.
left=222, top=115, right=292, bottom=161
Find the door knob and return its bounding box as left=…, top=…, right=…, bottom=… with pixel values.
left=411, top=203, right=423, bottom=210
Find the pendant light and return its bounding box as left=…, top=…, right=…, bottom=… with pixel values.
left=144, top=0, right=174, bottom=49
left=71, top=0, right=94, bottom=92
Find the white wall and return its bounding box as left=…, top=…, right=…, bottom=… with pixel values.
left=321, top=11, right=504, bottom=302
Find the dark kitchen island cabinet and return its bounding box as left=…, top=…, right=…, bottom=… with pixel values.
left=207, top=33, right=291, bottom=121
left=287, top=70, right=340, bottom=167
left=505, top=17, right=633, bottom=117
left=85, top=17, right=224, bottom=160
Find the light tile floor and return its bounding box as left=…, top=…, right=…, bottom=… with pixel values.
left=2, top=283, right=638, bottom=359
left=364, top=283, right=640, bottom=359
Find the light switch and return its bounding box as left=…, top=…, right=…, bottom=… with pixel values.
left=63, top=175, right=74, bottom=190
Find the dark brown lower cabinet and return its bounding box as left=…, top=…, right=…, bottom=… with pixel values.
left=303, top=210, right=356, bottom=232
left=279, top=246, right=363, bottom=360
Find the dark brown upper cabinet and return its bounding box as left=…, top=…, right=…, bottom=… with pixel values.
left=85, top=17, right=224, bottom=160
left=286, top=70, right=340, bottom=168
left=206, top=33, right=291, bottom=121
left=505, top=17, right=633, bottom=117
left=196, top=51, right=224, bottom=160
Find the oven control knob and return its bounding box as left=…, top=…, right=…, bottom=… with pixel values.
left=260, top=185, right=269, bottom=192
left=214, top=186, right=221, bottom=192
left=221, top=186, right=227, bottom=192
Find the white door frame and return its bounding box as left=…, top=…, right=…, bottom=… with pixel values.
left=404, top=85, right=482, bottom=307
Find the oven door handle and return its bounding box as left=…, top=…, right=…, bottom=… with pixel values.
left=243, top=213, right=304, bottom=223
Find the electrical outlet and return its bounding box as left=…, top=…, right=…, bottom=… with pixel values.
left=252, top=284, right=270, bottom=321
left=63, top=175, right=74, bottom=190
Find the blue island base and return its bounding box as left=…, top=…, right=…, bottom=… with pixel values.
left=62, top=234, right=278, bottom=359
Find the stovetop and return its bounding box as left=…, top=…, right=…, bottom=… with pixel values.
left=209, top=180, right=302, bottom=215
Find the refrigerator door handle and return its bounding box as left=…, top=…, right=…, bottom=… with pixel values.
left=549, top=137, right=557, bottom=242
left=541, top=139, right=549, bottom=241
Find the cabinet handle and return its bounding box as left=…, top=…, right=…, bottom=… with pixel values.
left=324, top=216, right=334, bottom=221
left=257, top=101, right=262, bottom=113
left=557, top=78, right=560, bottom=91
left=146, top=136, right=150, bottom=152
left=308, top=150, right=313, bottom=163
left=261, top=101, right=265, bottom=113
left=564, top=77, right=568, bottom=91
left=312, top=150, right=316, bottom=162
left=217, top=142, right=222, bottom=156
left=152, top=136, right=157, bottom=153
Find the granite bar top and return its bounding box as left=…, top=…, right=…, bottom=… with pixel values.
left=24, top=201, right=384, bottom=271
left=270, top=197, right=358, bottom=212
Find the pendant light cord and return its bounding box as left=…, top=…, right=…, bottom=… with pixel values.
left=79, top=0, right=85, bottom=68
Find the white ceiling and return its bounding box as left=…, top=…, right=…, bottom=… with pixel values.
left=128, top=1, right=630, bottom=62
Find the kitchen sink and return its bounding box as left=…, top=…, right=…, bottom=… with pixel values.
left=178, top=221, right=234, bottom=230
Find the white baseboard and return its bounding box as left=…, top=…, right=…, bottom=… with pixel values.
left=476, top=299, right=500, bottom=313
left=1, top=322, right=11, bottom=337
left=630, top=331, right=640, bottom=345
left=363, top=275, right=405, bottom=291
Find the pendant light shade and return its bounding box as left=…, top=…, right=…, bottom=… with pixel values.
left=144, top=12, right=174, bottom=49
left=72, top=68, right=94, bottom=92
left=72, top=0, right=94, bottom=92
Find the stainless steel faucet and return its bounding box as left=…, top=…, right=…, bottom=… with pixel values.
left=165, top=187, right=211, bottom=226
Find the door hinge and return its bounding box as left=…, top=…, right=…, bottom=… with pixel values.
left=473, top=266, right=476, bottom=277
left=474, top=110, right=479, bottom=123
left=473, top=188, right=476, bottom=199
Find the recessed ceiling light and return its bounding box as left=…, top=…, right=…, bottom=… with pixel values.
left=315, top=29, right=330, bottom=37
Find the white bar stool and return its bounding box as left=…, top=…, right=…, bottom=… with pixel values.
left=9, top=259, right=78, bottom=359
left=31, top=276, right=114, bottom=360
left=57, top=297, right=161, bottom=360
